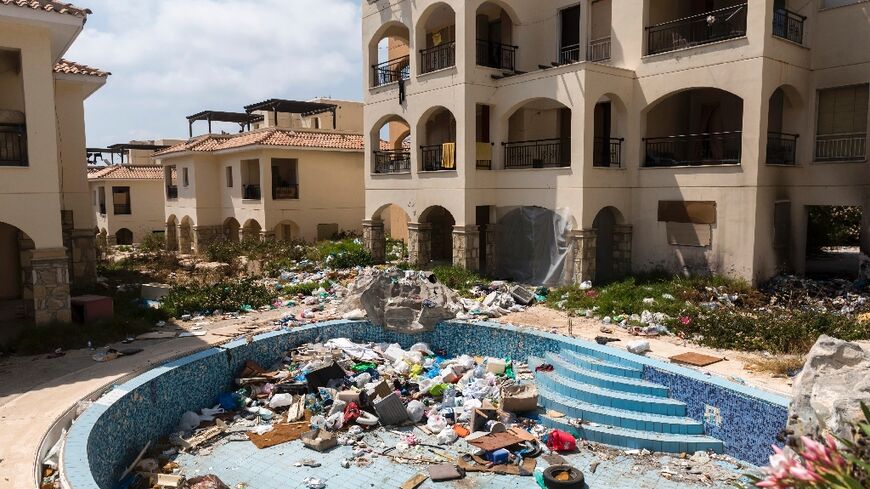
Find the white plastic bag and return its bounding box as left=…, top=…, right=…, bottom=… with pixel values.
left=406, top=400, right=425, bottom=423
left=178, top=411, right=201, bottom=431
left=268, top=393, right=295, bottom=409
left=437, top=427, right=458, bottom=445
left=426, top=414, right=447, bottom=434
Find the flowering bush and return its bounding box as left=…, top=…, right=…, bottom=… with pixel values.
left=744, top=403, right=870, bottom=488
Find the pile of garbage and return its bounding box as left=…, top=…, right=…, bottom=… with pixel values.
left=761, top=274, right=869, bottom=315
left=122, top=338, right=593, bottom=488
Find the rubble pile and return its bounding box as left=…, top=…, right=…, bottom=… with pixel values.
left=762, top=274, right=869, bottom=315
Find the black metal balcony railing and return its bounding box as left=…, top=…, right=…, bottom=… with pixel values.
left=593, top=137, right=624, bottom=168
left=421, top=144, right=457, bottom=172
left=372, top=55, right=410, bottom=87
left=772, top=8, right=805, bottom=45
left=644, top=131, right=742, bottom=167
left=767, top=132, right=799, bottom=165
left=587, top=37, right=612, bottom=62
left=503, top=138, right=571, bottom=169
left=476, top=159, right=492, bottom=170
left=243, top=184, right=261, bottom=200
left=166, top=185, right=178, bottom=199
left=273, top=184, right=299, bottom=200
left=420, top=41, right=455, bottom=74
left=476, top=39, right=518, bottom=71
left=373, top=150, right=411, bottom=174
left=815, top=132, right=867, bottom=162
left=0, top=123, right=27, bottom=167
left=113, top=204, right=131, bottom=215
left=559, top=43, right=582, bottom=64
left=647, top=4, right=748, bottom=55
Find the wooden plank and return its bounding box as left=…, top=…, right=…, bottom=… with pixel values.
left=658, top=201, right=717, bottom=224
left=666, top=222, right=711, bottom=247
left=669, top=352, right=724, bottom=367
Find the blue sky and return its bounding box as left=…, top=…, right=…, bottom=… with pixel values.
left=66, top=0, right=363, bottom=147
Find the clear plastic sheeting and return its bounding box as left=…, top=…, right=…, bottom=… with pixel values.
left=494, top=206, right=575, bottom=286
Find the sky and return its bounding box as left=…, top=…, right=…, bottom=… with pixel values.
left=66, top=0, right=363, bottom=147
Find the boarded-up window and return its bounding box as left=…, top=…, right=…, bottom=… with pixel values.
left=773, top=201, right=791, bottom=249
left=666, top=223, right=711, bottom=247
left=657, top=201, right=717, bottom=224
left=226, top=166, right=233, bottom=187
left=817, top=84, right=869, bottom=136
left=317, top=223, right=339, bottom=241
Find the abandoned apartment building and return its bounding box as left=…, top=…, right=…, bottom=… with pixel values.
left=0, top=3, right=109, bottom=324
left=361, top=0, right=870, bottom=285
left=156, top=99, right=367, bottom=253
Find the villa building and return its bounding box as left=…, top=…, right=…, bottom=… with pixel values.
left=156, top=99, right=366, bottom=253
left=361, top=0, right=870, bottom=285
left=0, top=1, right=108, bottom=323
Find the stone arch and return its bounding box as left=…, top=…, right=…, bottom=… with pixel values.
left=502, top=98, right=572, bottom=169
left=419, top=205, right=456, bottom=263
left=415, top=2, right=456, bottom=74
left=416, top=106, right=457, bottom=171
left=242, top=219, right=262, bottom=242
left=223, top=217, right=241, bottom=243
left=643, top=87, right=744, bottom=167
left=115, top=228, right=133, bottom=246
left=374, top=203, right=411, bottom=242
left=592, top=206, right=629, bottom=284
left=166, top=215, right=178, bottom=251
left=368, top=20, right=411, bottom=88
left=494, top=206, right=575, bottom=285
left=179, top=217, right=193, bottom=254
left=274, top=220, right=300, bottom=242
left=0, top=221, right=30, bottom=303
left=371, top=114, right=412, bottom=174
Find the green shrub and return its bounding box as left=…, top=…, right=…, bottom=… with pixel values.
left=432, top=265, right=484, bottom=296
left=282, top=280, right=331, bottom=297
left=386, top=238, right=408, bottom=262
left=205, top=239, right=244, bottom=264
left=139, top=233, right=166, bottom=253
left=316, top=239, right=373, bottom=269
left=161, top=279, right=276, bottom=317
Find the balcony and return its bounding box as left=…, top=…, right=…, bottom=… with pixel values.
left=420, top=41, right=455, bottom=74
left=243, top=184, right=261, bottom=200
left=476, top=40, right=518, bottom=71
left=587, top=37, right=611, bottom=62
left=373, top=150, right=411, bottom=174
left=593, top=137, right=624, bottom=168
left=503, top=138, right=570, bottom=169
left=166, top=185, right=178, bottom=199
left=559, top=43, right=582, bottom=65
left=272, top=184, right=299, bottom=200
left=646, top=4, right=747, bottom=55
left=815, top=133, right=867, bottom=162
left=645, top=131, right=742, bottom=167
left=371, top=55, right=410, bottom=88
left=113, top=204, right=131, bottom=215
left=421, top=144, right=456, bottom=172
left=772, top=8, right=805, bottom=45
left=767, top=132, right=799, bottom=165
left=0, top=123, right=27, bottom=167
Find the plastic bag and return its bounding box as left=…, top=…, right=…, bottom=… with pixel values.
left=325, top=411, right=344, bottom=431
left=410, top=342, right=433, bottom=355
left=437, top=427, right=458, bottom=445
left=426, top=414, right=447, bottom=434
left=178, top=411, right=201, bottom=431
left=268, top=393, right=295, bottom=409
left=406, top=400, right=425, bottom=423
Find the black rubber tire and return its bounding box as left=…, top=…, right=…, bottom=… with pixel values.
left=543, top=464, right=585, bottom=489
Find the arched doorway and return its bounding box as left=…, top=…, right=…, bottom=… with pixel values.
left=420, top=205, right=455, bottom=263
left=115, top=228, right=133, bottom=246
left=166, top=216, right=178, bottom=251
left=417, top=3, right=457, bottom=74
left=593, top=207, right=626, bottom=284
left=369, top=21, right=410, bottom=88
left=475, top=1, right=518, bottom=71
left=242, top=219, right=262, bottom=242
left=371, top=115, right=412, bottom=174
left=504, top=98, right=571, bottom=169
left=494, top=206, right=574, bottom=285
left=179, top=217, right=193, bottom=254
left=0, top=221, right=32, bottom=323
left=418, top=107, right=457, bottom=172
left=766, top=85, right=802, bottom=165
left=274, top=220, right=300, bottom=242
left=223, top=217, right=241, bottom=243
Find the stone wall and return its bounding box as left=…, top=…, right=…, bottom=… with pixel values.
left=407, top=223, right=431, bottom=268
left=362, top=220, right=386, bottom=264
left=165, top=223, right=178, bottom=251
left=60, top=210, right=97, bottom=289
left=452, top=225, right=480, bottom=271
left=30, top=249, right=71, bottom=324
left=613, top=225, right=633, bottom=278
left=192, top=225, right=222, bottom=254
left=483, top=225, right=497, bottom=276
left=571, top=229, right=597, bottom=284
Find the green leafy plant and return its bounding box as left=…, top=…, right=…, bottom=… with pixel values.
left=161, top=279, right=276, bottom=317
left=139, top=233, right=166, bottom=253
left=315, top=239, right=373, bottom=269
left=432, top=265, right=485, bottom=297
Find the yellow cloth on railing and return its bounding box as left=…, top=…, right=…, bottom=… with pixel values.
left=476, top=142, right=492, bottom=161
left=441, top=142, right=456, bottom=169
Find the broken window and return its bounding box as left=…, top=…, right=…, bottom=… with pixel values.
left=112, top=186, right=131, bottom=215
left=271, top=158, right=298, bottom=200
left=658, top=201, right=716, bottom=247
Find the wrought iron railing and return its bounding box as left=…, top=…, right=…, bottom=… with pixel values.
left=420, top=41, right=455, bottom=74
left=593, top=137, right=623, bottom=167
left=166, top=185, right=178, bottom=199
left=772, top=8, right=805, bottom=44
left=243, top=184, right=261, bottom=200
left=272, top=184, right=299, bottom=200
left=113, top=204, right=131, bottom=215
left=371, top=55, right=410, bottom=87
left=0, top=123, right=27, bottom=166
left=646, top=4, right=747, bottom=55
left=476, top=39, right=518, bottom=71
left=503, top=138, right=570, bottom=169
left=559, top=43, right=582, bottom=64
left=421, top=144, right=456, bottom=172
left=373, top=150, right=411, bottom=174
left=767, top=132, right=799, bottom=165
left=587, top=37, right=611, bottom=62
left=644, top=131, right=742, bottom=167
left=476, top=159, right=492, bottom=170
left=815, top=132, right=866, bottom=162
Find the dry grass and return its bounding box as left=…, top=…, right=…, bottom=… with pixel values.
left=743, top=355, right=805, bottom=377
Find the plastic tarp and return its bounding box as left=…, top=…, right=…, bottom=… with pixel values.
left=493, top=206, right=575, bottom=286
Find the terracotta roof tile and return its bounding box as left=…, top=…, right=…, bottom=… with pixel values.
left=54, top=59, right=110, bottom=78
left=0, top=0, right=89, bottom=18
left=87, top=165, right=163, bottom=180
left=155, top=128, right=365, bottom=156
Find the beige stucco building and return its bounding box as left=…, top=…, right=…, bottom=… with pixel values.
left=0, top=1, right=107, bottom=323
left=88, top=164, right=168, bottom=248
left=157, top=99, right=367, bottom=253
left=362, top=0, right=870, bottom=285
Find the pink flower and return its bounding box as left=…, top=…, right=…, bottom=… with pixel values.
left=679, top=316, right=692, bottom=325
left=788, top=463, right=820, bottom=482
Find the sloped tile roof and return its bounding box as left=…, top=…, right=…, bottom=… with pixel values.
left=87, top=165, right=163, bottom=181
left=54, top=59, right=110, bottom=78
left=0, top=0, right=90, bottom=18
left=155, top=128, right=366, bottom=157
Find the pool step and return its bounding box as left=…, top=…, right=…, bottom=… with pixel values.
left=555, top=349, right=645, bottom=379
left=543, top=352, right=670, bottom=397
left=540, top=413, right=724, bottom=454
left=536, top=371, right=686, bottom=416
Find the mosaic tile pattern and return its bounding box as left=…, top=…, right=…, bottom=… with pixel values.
left=63, top=320, right=787, bottom=489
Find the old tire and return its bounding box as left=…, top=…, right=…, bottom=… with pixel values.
left=543, top=464, right=584, bottom=489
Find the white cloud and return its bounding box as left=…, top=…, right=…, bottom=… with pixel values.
left=66, top=0, right=362, bottom=145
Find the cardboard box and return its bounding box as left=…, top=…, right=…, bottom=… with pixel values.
left=501, top=384, right=539, bottom=413
left=300, top=429, right=337, bottom=452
